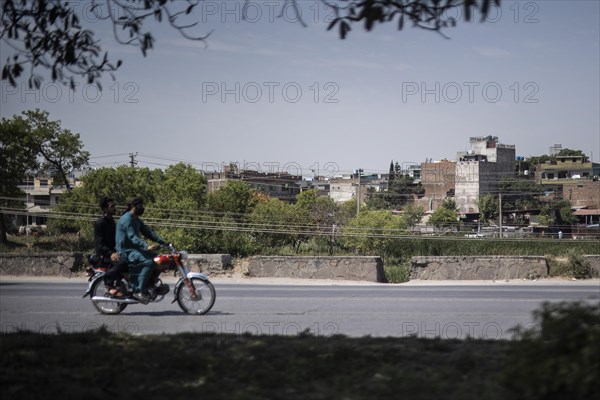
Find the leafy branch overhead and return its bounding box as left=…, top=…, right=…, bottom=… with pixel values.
left=1, top=0, right=210, bottom=90
left=325, top=0, right=502, bottom=39
left=1, top=0, right=501, bottom=89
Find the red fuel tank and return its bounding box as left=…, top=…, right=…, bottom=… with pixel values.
left=153, top=254, right=172, bottom=265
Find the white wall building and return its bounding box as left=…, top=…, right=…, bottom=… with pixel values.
left=455, top=136, right=516, bottom=215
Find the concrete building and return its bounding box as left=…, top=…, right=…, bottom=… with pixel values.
left=328, top=177, right=358, bottom=203
left=535, top=155, right=594, bottom=181
left=418, top=159, right=456, bottom=211
left=454, top=136, right=516, bottom=215
left=205, top=164, right=302, bottom=203
left=14, top=176, right=75, bottom=232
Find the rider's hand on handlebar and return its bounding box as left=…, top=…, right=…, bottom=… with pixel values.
left=110, top=252, right=121, bottom=263
left=147, top=243, right=160, bottom=251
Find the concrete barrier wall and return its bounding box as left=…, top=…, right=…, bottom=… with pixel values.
left=1, top=253, right=597, bottom=281
left=584, top=255, right=600, bottom=277
left=410, top=256, right=550, bottom=280
left=0, top=253, right=85, bottom=277
left=248, top=256, right=386, bottom=282
left=0, top=253, right=232, bottom=277
left=186, top=254, right=232, bottom=274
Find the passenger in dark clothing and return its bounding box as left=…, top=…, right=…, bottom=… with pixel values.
left=94, top=197, right=127, bottom=297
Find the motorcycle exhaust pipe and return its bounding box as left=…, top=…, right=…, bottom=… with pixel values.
left=91, top=296, right=139, bottom=304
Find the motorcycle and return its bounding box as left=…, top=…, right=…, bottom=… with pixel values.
left=83, top=244, right=216, bottom=315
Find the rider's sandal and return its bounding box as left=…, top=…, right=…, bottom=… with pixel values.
left=108, top=288, right=125, bottom=297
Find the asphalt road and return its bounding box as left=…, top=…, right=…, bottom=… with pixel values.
left=1, top=278, right=598, bottom=339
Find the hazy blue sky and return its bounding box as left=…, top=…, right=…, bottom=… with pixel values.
left=1, top=0, right=599, bottom=178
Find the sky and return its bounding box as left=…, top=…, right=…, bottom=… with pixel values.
left=1, top=0, right=599, bottom=179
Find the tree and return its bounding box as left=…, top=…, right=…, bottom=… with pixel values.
left=402, top=203, right=425, bottom=228
left=2, top=0, right=502, bottom=88
left=428, top=207, right=458, bottom=230
left=343, top=209, right=407, bottom=258
left=498, top=176, right=543, bottom=213
left=49, top=165, right=163, bottom=237
left=49, top=163, right=210, bottom=249
left=387, top=174, right=418, bottom=209
left=16, top=110, right=89, bottom=191
left=440, top=197, right=457, bottom=211
left=205, top=180, right=258, bottom=218
left=149, top=163, right=207, bottom=249
left=478, top=193, right=498, bottom=223
left=201, top=180, right=259, bottom=255
left=0, top=110, right=89, bottom=242
left=250, top=198, right=300, bottom=251
left=539, top=199, right=577, bottom=229
left=365, top=187, right=389, bottom=210
left=0, top=116, right=38, bottom=243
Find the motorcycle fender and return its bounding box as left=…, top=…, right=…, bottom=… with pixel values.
left=172, top=272, right=210, bottom=303
left=83, top=273, right=105, bottom=298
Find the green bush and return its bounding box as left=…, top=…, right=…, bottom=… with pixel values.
left=568, top=252, right=594, bottom=279
left=382, top=256, right=411, bottom=283
left=547, top=252, right=595, bottom=279
left=383, top=262, right=411, bottom=283
left=503, top=301, right=600, bottom=400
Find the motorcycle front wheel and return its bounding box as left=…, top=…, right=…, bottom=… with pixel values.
left=176, top=278, right=216, bottom=315
left=90, top=278, right=128, bottom=315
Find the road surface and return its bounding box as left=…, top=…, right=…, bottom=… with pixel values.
left=1, top=277, right=598, bottom=339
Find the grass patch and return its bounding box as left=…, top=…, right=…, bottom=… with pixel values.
left=383, top=259, right=411, bottom=283
left=1, top=330, right=511, bottom=400
left=2, top=302, right=598, bottom=400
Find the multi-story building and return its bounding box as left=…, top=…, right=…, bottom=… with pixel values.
left=535, top=155, right=594, bottom=181
left=205, top=164, right=302, bottom=203
left=454, top=136, right=516, bottom=216
left=15, top=175, right=76, bottom=231
left=418, top=159, right=456, bottom=211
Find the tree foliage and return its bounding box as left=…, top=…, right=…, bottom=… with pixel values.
left=0, top=110, right=89, bottom=242
left=0, top=116, right=38, bottom=241
left=478, top=193, right=498, bottom=223
left=49, top=163, right=205, bottom=248
left=343, top=209, right=407, bottom=258
left=402, top=203, right=425, bottom=228
left=1, top=0, right=208, bottom=89
left=538, top=199, right=577, bottom=228
left=498, top=176, right=543, bottom=211
left=428, top=206, right=458, bottom=229
left=2, top=0, right=502, bottom=88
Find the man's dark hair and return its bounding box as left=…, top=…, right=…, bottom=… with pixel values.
left=127, top=198, right=143, bottom=210
left=99, top=197, right=115, bottom=210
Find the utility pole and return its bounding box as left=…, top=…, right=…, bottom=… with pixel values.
left=499, top=192, right=502, bottom=238
left=129, top=152, right=138, bottom=167
left=356, top=168, right=363, bottom=216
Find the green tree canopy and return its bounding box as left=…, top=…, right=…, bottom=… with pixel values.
left=478, top=193, right=498, bottom=223
left=49, top=163, right=206, bottom=249
left=0, top=109, right=89, bottom=242
left=428, top=207, right=458, bottom=229
left=343, top=209, right=407, bottom=258
left=402, top=203, right=425, bottom=228
left=498, top=176, right=543, bottom=212
left=0, top=116, right=38, bottom=241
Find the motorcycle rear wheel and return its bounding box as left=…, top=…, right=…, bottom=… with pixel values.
left=90, top=278, right=128, bottom=315
left=176, top=277, right=216, bottom=315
